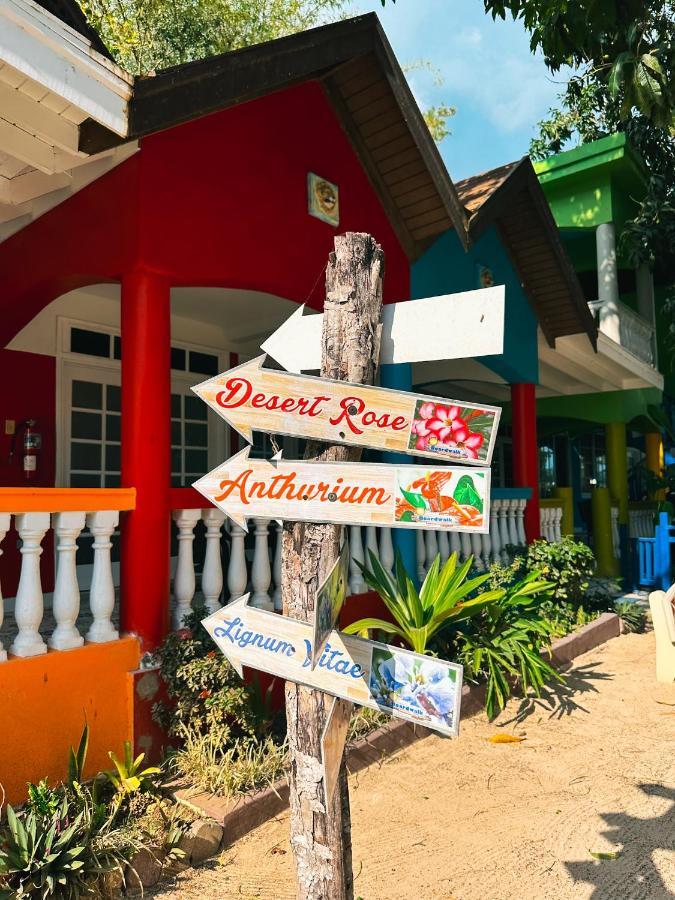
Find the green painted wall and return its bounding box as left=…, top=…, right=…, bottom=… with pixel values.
left=412, top=226, right=539, bottom=384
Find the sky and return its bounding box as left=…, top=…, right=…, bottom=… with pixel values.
left=358, top=0, right=570, bottom=181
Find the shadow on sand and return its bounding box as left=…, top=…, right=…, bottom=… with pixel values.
left=565, top=783, right=675, bottom=899
left=500, top=662, right=614, bottom=726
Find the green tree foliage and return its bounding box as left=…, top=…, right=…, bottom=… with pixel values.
left=483, top=0, right=675, bottom=127
left=79, top=0, right=346, bottom=74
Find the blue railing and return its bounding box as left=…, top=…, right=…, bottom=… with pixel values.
left=635, top=512, right=673, bottom=591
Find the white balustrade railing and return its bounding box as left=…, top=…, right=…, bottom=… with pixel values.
left=0, top=508, right=121, bottom=661
left=629, top=506, right=656, bottom=539
left=171, top=495, right=544, bottom=612
left=539, top=504, right=563, bottom=543
left=171, top=511, right=281, bottom=628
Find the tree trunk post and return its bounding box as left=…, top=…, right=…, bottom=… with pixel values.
left=283, top=233, right=384, bottom=900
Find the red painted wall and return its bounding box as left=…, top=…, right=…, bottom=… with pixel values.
left=0, top=79, right=409, bottom=350
left=0, top=349, right=56, bottom=594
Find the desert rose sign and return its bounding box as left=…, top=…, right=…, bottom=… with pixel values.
left=193, top=356, right=500, bottom=466
left=202, top=595, right=464, bottom=738
left=193, top=447, right=491, bottom=533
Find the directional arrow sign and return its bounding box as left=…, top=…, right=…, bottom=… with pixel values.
left=192, top=356, right=500, bottom=466
left=193, top=447, right=491, bottom=533
left=203, top=594, right=463, bottom=738
left=260, top=286, right=505, bottom=372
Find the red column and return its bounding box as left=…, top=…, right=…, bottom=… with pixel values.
left=120, top=269, right=171, bottom=650
left=511, top=382, right=540, bottom=543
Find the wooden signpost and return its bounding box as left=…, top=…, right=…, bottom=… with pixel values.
left=261, top=286, right=505, bottom=372
left=193, top=447, right=491, bottom=533
left=193, top=233, right=503, bottom=899
left=193, top=355, right=500, bottom=465
left=203, top=594, right=463, bottom=739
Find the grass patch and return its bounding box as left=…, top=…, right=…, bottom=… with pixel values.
left=169, top=730, right=288, bottom=798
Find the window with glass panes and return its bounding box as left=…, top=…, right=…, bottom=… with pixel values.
left=171, top=391, right=209, bottom=486
left=69, top=380, right=121, bottom=488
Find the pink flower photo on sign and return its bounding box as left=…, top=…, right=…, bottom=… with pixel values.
left=408, top=400, right=497, bottom=463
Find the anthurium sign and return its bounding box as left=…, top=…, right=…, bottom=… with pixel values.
left=193, top=448, right=491, bottom=533
left=192, top=356, right=500, bottom=466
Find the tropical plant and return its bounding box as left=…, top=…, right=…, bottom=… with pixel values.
left=104, top=742, right=161, bottom=802
left=450, top=571, right=560, bottom=719
left=614, top=600, right=648, bottom=633
left=343, top=550, right=504, bottom=654
left=24, top=781, right=61, bottom=822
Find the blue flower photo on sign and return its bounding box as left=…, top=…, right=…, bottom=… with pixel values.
left=369, top=647, right=459, bottom=734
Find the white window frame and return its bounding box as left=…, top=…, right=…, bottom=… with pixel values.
left=56, top=316, right=229, bottom=486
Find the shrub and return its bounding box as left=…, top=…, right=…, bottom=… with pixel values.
left=584, top=576, right=623, bottom=613
left=444, top=571, right=559, bottom=719
left=525, top=536, right=595, bottom=606
left=152, top=602, right=259, bottom=740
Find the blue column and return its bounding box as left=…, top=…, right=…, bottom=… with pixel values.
left=380, top=362, right=418, bottom=583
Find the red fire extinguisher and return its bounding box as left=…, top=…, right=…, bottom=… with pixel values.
left=9, top=419, right=42, bottom=481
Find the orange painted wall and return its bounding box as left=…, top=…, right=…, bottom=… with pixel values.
left=0, top=637, right=140, bottom=804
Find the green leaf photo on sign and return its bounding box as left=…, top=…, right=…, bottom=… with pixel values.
left=453, top=474, right=482, bottom=513
left=399, top=486, right=427, bottom=509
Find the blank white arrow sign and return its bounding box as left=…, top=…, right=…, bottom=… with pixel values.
left=261, top=286, right=505, bottom=373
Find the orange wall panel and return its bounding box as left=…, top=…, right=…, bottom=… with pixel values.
left=0, top=637, right=140, bottom=804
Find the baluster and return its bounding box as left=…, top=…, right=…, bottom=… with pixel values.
left=0, top=514, right=10, bottom=662
left=365, top=526, right=379, bottom=567
left=490, top=499, right=501, bottom=563
left=516, top=499, right=527, bottom=545
left=49, top=511, right=86, bottom=650
left=610, top=506, right=620, bottom=559
left=201, top=508, right=225, bottom=613
left=498, top=501, right=510, bottom=562
left=481, top=528, right=492, bottom=570
left=437, top=530, right=450, bottom=565
left=553, top=507, right=563, bottom=543
left=542, top=507, right=551, bottom=541
left=417, top=530, right=427, bottom=581
left=85, top=510, right=119, bottom=644
left=449, top=530, right=462, bottom=562
left=471, top=533, right=484, bottom=570
left=379, top=527, right=394, bottom=576
left=460, top=532, right=472, bottom=562
left=349, top=526, right=365, bottom=594
left=172, top=509, right=201, bottom=629
left=11, top=512, right=50, bottom=657
left=228, top=521, right=248, bottom=602
left=251, top=518, right=273, bottom=610
left=508, top=499, right=520, bottom=547
left=273, top=522, right=283, bottom=612
left=425, top=529, right=439, bottom=570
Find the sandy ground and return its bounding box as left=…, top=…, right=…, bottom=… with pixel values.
left=151, top=631, right=675, bottom=900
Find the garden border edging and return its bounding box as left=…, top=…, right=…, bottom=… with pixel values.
left=169, top=612, right=621, bottom=857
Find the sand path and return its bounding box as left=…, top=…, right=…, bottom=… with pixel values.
left=151, top=631, right=675, bottom=900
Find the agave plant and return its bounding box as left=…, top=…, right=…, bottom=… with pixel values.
left=342, top=550, right=504, bottom=654
left=0, top=794, right=128, bottom=900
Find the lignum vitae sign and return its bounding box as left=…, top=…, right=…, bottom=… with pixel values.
left=203, top=594, right=463, bottom=739
left=193, top=355, right=501, bottom=466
